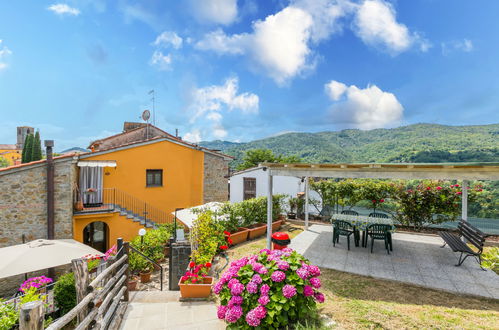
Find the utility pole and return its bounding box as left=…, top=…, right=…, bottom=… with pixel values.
left=149, top=89, right=155, bottom=125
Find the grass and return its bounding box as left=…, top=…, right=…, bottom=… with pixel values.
left=226, top=224, right=499, bottom=329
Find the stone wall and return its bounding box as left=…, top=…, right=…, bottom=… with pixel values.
left=0, top=157, right=77, bottom=248
left=203, top=153, right=229, bottom=203
left=169, top=240, right=191, bottom=291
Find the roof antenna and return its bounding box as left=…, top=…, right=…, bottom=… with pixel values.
left=148, top=89, right=155, bottom=125
left=142, top=109, right=151, bottom=139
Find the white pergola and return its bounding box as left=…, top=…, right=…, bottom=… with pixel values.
left=263, top=162, right=499, bottom=249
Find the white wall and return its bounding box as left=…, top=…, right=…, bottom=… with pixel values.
left=229, top=168, right=320, bottom=214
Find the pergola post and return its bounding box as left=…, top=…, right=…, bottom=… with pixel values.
left=461, top=180, right=468, bottom=222
left=266, top=169, right=273, bottom=250
left=305, top=176, right=309, bottom=230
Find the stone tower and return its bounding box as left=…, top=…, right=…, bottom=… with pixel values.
left=16, top=126, right=35, bottom=149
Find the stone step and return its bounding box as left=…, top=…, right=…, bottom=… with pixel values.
left=129, top=290, right=180, bottom=303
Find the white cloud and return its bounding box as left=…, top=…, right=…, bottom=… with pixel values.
left=189, top=0, right=238, bottom=25
left=325, top=80, right=404, bottom=129
left=183, top=129, right=202, bottom=143
left=441, top=39, right=473, bottom=55
left=353, top=0, right=429, bottom=54
left=47, top=3, right=80, bottom=16
left=195, top=29, right=247, bottom=55
left=153, top=31, right=183, bottom=49
left=0, top=40, right=12, bottom=70
left=149, top=51, right=172, bottom=71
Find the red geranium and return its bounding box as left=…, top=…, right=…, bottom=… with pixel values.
left=379, top=199, right=385, bottom=203
left=224, top=231, right=231, bottom=236
left=205, top=262, right=212, bottom=268
left=220, top=245, right=228, bottom=250
left=189, top=261, right=195, bottom=268
left=227, top=238, right=233, bottom=245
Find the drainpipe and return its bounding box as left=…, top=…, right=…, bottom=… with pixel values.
left=45, top=140, right=55, bottom=240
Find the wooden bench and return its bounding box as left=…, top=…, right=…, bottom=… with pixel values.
left=438, top=221, right=487, bottom=269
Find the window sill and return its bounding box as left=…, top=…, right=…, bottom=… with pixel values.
left=146, top=185, right=163, bottom=188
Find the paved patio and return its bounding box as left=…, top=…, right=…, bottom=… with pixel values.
left=120, top=291, right=224, bottom=330
left=289, top=224, right=499, bottom=300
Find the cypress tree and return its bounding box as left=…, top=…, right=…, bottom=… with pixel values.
left=22, top=134, right=34, bottom=163
left=31, top=131, right=42, bottom=161
left=21, top=135, right=29, bottom=163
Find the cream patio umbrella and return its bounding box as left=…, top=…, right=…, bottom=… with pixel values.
left=0, top=239, right=101, bottom=279
left=171, top=202, right=224, bottom=229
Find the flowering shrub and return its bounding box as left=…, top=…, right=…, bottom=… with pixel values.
left=190, top=211, right=226, bottom=265
left=180, top=262, right=212, bottom=284
left=19, top=276, right=53, bottom=293
left=215, top=248, right=324, bottom=329
left=103, top=244, right=117, bottom=261
left=83, top=254, right=101, bottom=271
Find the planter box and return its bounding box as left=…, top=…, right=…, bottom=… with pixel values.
left=230, top=227, right=250, bottom=245
left=272, top=219, right=285, bottom=232
left=247, top=223, right=267, bottom=240
left=178, top=277, right=213, bottom=298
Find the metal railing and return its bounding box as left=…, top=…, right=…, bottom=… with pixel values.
left=76, top=187, right=176, bottom=226
left=129, top=245, right=164, bottom=291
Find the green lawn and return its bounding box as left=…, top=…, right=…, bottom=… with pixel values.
left=226, top=224, right=499, bottom=329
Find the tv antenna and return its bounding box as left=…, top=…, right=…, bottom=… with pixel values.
left=148, top=89, right=155, bottom=125
left=142, top=110, right=151, bottom=139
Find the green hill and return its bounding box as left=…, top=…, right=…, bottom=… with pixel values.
left=200, top=123, right=499, bottom=168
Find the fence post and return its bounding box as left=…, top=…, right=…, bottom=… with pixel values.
left=123, top=241, right=130, bottom=302
left=71, top=258, right=90, bottom=323
left=19, top=301, right=44, bottom=330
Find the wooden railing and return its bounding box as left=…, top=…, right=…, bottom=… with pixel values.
left=19, top=239, right=130, bottom=330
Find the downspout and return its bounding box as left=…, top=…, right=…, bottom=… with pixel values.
left=45, top=140, right=55, bottom=240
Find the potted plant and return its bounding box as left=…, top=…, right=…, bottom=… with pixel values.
left=246, top=222, right=267, bottom=239
left=83, top=254, right=101, bottom=273
left=219, top=203, right=249, bottom=245
left=129, top=252, right=152, bottom=283
left=139, top=262, right=152, bottom=283
left=287, top=197, right=299, bottom=219
left=178, top=262, right=213, bottom=299
left=128, top=275, right=139, bottom=291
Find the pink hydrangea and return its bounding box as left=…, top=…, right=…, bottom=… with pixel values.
left=228, top=295, right=244, bottom=307
left=260, top=284, right=270, bottom=295
left=303, top=285, right=314, bottom=297
left=217, top=305, right=228, bottom=319
left=225, top=305, right=243, bottom=323
left=282, top=284, right=297, bottom=298
left=277, top=260, right=289, bottom=271
left=258, top=295, right=270, bottom=305
left=259, top=248, right=271, bottom=254
left=251, top=274, right=262, bottom=284
left=230, top=282, right=245, bottom=295
left=314, top=292, right=325, bottom=303
left=270, top=270, right=286, bottom=282
left=296, top=267, right=309, bottom=280
left=254, top=305, right=267, bottom=319
left=308, top=265, right=321, bottom=277
left=213, top=281, right=223, bottom=294
left=245, top=309, right=261, bottom=327
left=309, top=277, right=321, bottom=289
left=227, top=278, right=240, bottom=289
left=246, top=281, right=258, bottom=294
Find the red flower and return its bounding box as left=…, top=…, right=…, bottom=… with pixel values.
left=436, top=186, right=442, bottom=190
left=224, top=231, right=231, bottom=236
left=192, top=278, right=197, bottom=283
left=454, top=184, right=460, bottom=188
left=379, top=199, right=385, bottom=203
left=426, top=187, right=431, bottom=190
left=189, top=261, right=195, bottom=268
left=205, top=262, right=212, bottom=268
left=372, top=200, right=377, bottom=203
left=227, top=238, right=233, bottom=245
left=456, top=191, right=462, bottom=195
left=477, top=189, right=483, bottom=192
left=220, top=245, right=228, bottom=250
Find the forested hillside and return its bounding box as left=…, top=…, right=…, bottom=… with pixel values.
left=200, top=123, right=499, bottom=168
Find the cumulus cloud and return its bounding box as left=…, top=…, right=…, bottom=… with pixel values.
left=325, top=80, right=404, bottom=129
left=187, top=77, right=259, bottom=140
left=0, top=40, right=12, bottom=70
left=153, top=31, right=183, bottom=49
left=47, top=3, right=80, bottom=16
left=441, top=39, right=473, bottom=55
left=189, top=0, right=238, bottom=25
left=195, top=29, right=247, bottom=54
left=183, top=129, right=202, bottom=143
left=149, top=51, right=172, bottom=70
left=353, top=0, right=429, bottom=54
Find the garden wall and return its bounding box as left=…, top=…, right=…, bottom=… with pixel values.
left=203, top=153, right=229, bottom=203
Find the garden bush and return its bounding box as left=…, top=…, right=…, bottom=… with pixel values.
left=214, top=248, right=324, bottom=329
left=53, top=272, right=77, bottom=316
left=130, top=224, right=173, bottom=262
left=190, top=211, right=226, bottom=265
left=481, top=247, right=499, bottom=274
left=0, top=299, right=18, bottom=330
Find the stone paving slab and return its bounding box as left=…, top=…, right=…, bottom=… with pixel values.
left=290, top=224, right=499, bottom=300
left=120, top=291, right=225, bottom=330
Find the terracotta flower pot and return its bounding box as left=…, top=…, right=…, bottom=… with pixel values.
left=247, top=223, right=267, bottom=240
left=178, top=277, right=213, bottom=299
left=163, top=246, right=170, bottom=257
left=140, top=270, right=152, bottom=283
left=272, top=219, right=284, bottom=232
left=128, top=278, right=138, bottom=291
left=229, top=227, right=249, bottom=245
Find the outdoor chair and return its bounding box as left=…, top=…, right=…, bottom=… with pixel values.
left=341, top=210, right=359, bottom=216
left=332, top=220, right=359, bottom=250
left=368, top=212, right=389, bottom=218
left=366, top=224, right=393, bottom=254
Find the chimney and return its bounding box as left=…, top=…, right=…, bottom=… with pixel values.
left=45, top=140, right=55, bottom=240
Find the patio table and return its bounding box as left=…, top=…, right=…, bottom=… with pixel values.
left=331, top=213, right=395, bottom=247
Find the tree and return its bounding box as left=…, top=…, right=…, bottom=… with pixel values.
left=31, top=131, right=42, bottom=161
left=0, top=156, right=8, bottom=168
left=236, top=148, right=302, bottom=171
left=22, top=134, right=34, bottom=163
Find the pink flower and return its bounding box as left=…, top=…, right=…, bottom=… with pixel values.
left=246, top=281, right=258, bottom=294
left=257, top=266, right=268, bottom=275
left=230, top=282, right=245, bottom=295
left=303, top=285, right=314, bottom=297
left=277, top=260, right=289, bottom=271
left=259, top=248, right=271, bottom=254
left=308, top=265, right=321, bottom=277
left=213, top=281, right=223, bottom=294
left=258, top=295, right=270, bottom=305
left=228, top=295, right=244, bottom=307
left=296, top=267, right=309, bottom=280
left=254, top=305, right=267, bottom=319
left=309, top=277, right=321, bottom=289
left=251, top=274, right=262, bottom=284
left=314, top=292, right=325, bottom=303
left=225, top=305, right=243, bottom=323
left=260, top=284, right=270, bottom=295
left=270, top=270, right=286, bottom=282
left=436, top=186, right=442, bottom=190
left=454, top=184, right=460, bottom=188
left=217, top=305, right=228, bottom=319
left=456, top=191, right=462, bottom=195
left=245, top=310, right=261, bottom=327
left=282, top=284, right=297, bottom=298
left=227, top=278, right=240, bottom=289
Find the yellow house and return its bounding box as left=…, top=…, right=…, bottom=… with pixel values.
left=72, top=125, right=231, bottom=252
left=0, top=145, right=21, bottom=166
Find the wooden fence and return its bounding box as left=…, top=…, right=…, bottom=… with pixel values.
left=19, top=238, right=130, bottom=330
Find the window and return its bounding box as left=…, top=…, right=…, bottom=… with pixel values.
left=243, top=177, right=256, bottom=200
left=146, top=169, right=163, bottom=187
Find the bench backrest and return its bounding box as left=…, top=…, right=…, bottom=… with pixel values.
left=458, top=221, right=486, bottom=252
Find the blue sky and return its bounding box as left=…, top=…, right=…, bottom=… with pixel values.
left=0, top=0, right=498, bottom=150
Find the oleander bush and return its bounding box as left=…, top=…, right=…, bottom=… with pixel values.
left=214, top=248, right=325, bottom=329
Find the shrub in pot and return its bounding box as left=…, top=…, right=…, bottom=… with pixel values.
left=129, top=252, right=153, bottom=283
left=214, top=248, right=324, bottom=329
left=178, top=262, right=214, bottom=298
